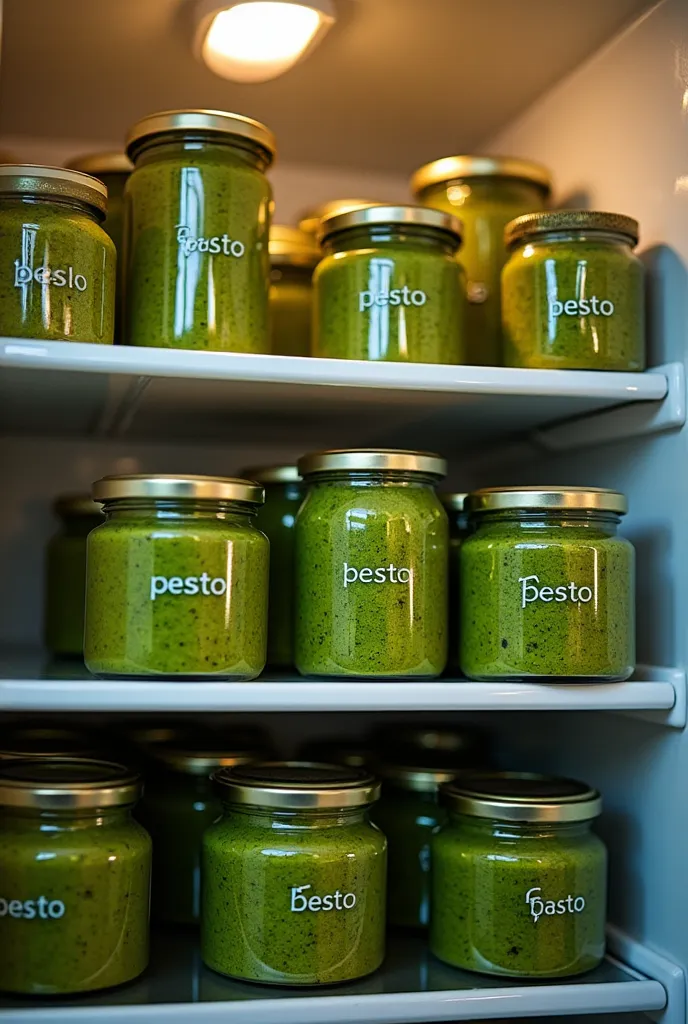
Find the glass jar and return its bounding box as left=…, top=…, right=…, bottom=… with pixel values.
left=298, top=198, right=380, bottom=238
left=44, top=494, right=103, bottom=656
left=460, top=487, right=635, bottom=681
left=295, top=449, right=449, bottom=678
left=0, top=758, right=151, bottom=995
left=83, top=474, right=269, bottom=679
left=0, top=165, right=116, bottom=344
left=242, top=464, right=305, bottom=667
left=139, top=745, right=262, bottom=925
left=313, top=205, right=465, bottom=364
left=440, top=492, right=470, bottom=672
left=201, top=762, right=387, bottom=985
left=411, top=156, right=551, bottom=366
left=430, top=772, right=607, bottom=978
left=373, top=763, right=459, bottom=929
left=268, top=226, right=319, bottom=356
left=68, top=152, right=133, bottom=342
left=502, top=211, right=645, bottom=370
left=124, top=109, right=275, bottom=351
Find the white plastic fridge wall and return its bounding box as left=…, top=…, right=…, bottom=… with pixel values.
left=476, top=0, right=688, bottom=983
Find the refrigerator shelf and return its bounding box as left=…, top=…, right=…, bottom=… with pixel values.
left=0, top=930, right=668, bottom=1023
left=0, top=652, right=682, bottom=721
left=0, top=338, right=672, bottom=450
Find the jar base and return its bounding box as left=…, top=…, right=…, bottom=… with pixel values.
left=431, top=950, right=604, bottom=979
left=461, top=671, right=634, bottom=683
left=88, top=670, right=263, bottom=682
left=202, top=958, right=384, bottom=988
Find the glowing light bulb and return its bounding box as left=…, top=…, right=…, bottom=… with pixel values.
left=196, top=1, right=335, bottom=83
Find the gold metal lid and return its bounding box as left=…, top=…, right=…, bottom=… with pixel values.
left=240, top=464, right=302, bottom=485
left=0, top=759, right=141, bottom=810
left=466, top=486, right=627, bottom=514
left=505, top=210, right=639, bottom=247
left=298, top=199, right=381, bottom=237
left=379, top=763, right=461, bottom=793
left=149, top=744, right=263, bottom=776
left=298, top=449, right=447, bottom=479
left=319, top=204, right=462, bottom=245
left=67, top=152, right=133, bottom=176
left=53, top=494, right=103, bottom=518
left=126, top=109, right=276, bottom=164
left=0, top=164, right=107, bottom=216
left=410, top=155, right=552, bottom=196
left=442, top=771, right=601, bottom=823
left=269, top=226, right=320, bottom=268
left=92, top=474, right=264, bottom=505
left=439, top=493, right=468, bottom=513
left=0, top=727, right=102, bottom=761
left=213, top=761, right=380, bottom=810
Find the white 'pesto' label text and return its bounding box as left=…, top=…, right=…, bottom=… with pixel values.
left=14, top=260, right=87, bottom=291
left=343, top=562, right=412, bottom=588
left=358, top=286, right=427, bottom=312
left=0, top=896, right=65, bottom=920
left=150, top=573, right=227, bottom=600
left=176, top=225, right=245, bottom=258
left=290, top=884, right=356, bottom=912
left=550, top=296, right=614, bottom=317
left=519, top=574, right=595, bottom=609
left=526, top=886, right=586, bottom=923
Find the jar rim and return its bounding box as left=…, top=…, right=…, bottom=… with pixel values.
left=92, top=474, right=264, bottom=505
left=66, top=151, right=133, bottom=176
left=442, top=771, right=601, bottom=823
left=148, top=744, right=264, bottom=776
left=298, top=199, right=381, bottom=237
left=53, top=493, right=103, bottom=518
left=505, top=210, right=639, bottom=247
left=319, top=204, right=462, bottom=245
left=410, top=155, right=552, bottom=197
left=379, top=763, right=460, bottom=793
left=212, top=761, right=380, bottom=810
left=125, top=108, right=276, bottom=164
left=0, top=164, right=107, bottom=216
left=269, top=226, right=320, bottom=268
left=0, top=758, right=141, bottom=810
left=240, top=464, right=302, bottom=484
left=439, top=492, right=468, bottom=512
left=297, top=449, right=447, bottom=480
left=466, top=486, right=627, bottom=515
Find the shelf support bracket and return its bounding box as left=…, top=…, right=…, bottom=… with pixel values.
left=608, top=924, right=685, bottom=1024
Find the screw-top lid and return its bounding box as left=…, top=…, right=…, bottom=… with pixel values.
left=466, top=486, right=627, bottom=515
left=0, top=727, right=102, bottom=761
left=269, top=226, right=321, bottom=268
left=379, top=762, right=462, bottom=793
left=0, top=164, right=108, bottom=217
left=442, top=771, right=601, bottom=823
left=92, top=474, right=264, bottom=505
left=298, top=199, right=381, bottom=237
left=53, top=494, right=103, bottom=518
left=67, top=152, right=133, bottom=176
left=505, top=210, right=639, bottom=248
left=410, top=155, right=552, bottom=197
left=212, top=761, right=380, bottom=810
left=148, top=743, right=264, bottom=776
left=126, top=109, right=276, bottom=164
left=319, top=204, right=462, bottom=247
left=240, top=464, right=302, bottom=485
left=297, top=449, right=447, bottom=479
left=439, top=492, right=468, bottom=513
left=0, top=758, right=141, bottom=810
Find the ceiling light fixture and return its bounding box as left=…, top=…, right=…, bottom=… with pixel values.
left=194, top=0, right=336, bottom=83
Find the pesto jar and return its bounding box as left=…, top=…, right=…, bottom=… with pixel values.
left=295, top=450, right=448, bottom=678
left=430, top=772, right=607, bottom=978
left=269, top=227, right=319, bottom=356
left=460, top=487, right=635, bottom=681
left=313, top=206, right=465, bottom=364
left=0, top=165, right=116, bottom=344
left=440, top=493, right=469, bottom=672
left=201, top=762, right=386, bottom=985
left=373, top=762, right=459, bottom=929
left=502, top=211, right=645, bottom=370
left=68, top=152, right=133, bottom=341
left=124, top=109, right=275, bottom=351
left=45, top=495, right=103, bottom=656
left=298, top=199, right=380, bottom=239
left=84, top=474, right=269, bottom=679
left=243, top=464, right=305, bottom=667
left=411, top=156, right=551, bottom=366
left=0, top=758, right=151, bottom=995
left=139, top=745, right=262, bottom=925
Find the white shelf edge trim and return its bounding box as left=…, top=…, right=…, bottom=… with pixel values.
left=0, top=961, right=666, bottom=1024
left=607, top=924, right=685, bottom=1024
left=610, top=665, right=687, bottom=729
left=0, top=668, right=680, bottom=715
left=0, top=338, right=670, bottom=400
left=531, top=362, right=685, bottom=451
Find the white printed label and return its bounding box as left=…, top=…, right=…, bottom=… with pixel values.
left=519, top=574, right=595, bottom=609
left=358, top=287, right=427, bottom=312
left=176, top=225, right=245, bottom=258
left=526, top=886, right=586, bottom=924
left=343, top=562, right=412, bottom=588
left=550, top=297, right=614, bottom=317
left=290, top=884, right=356, bottom=912
left=14, top=260, right=87, bottom=291
left=0, top=896, right=65, bottom=920
left=150, top=573, right=227, bottom=601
